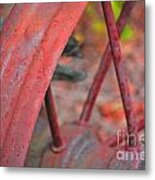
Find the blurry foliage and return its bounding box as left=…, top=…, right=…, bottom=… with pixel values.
left=86, top=3, right=106, bottom=35
left=121, top=24, right=134, bottom=41
left=85, top=2, right=134, bottom=41
left=111, top=1, right=134, bottom=41
left=91, top=20, right=105, bottom=35
left=111, top=1, right=124, bottom=21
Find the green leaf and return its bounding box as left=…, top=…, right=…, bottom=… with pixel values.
left=121, top=24, right=134, bottom=41
left=111, top=1, right=124, bottom=21
left=111, top=2, right=134, bottom=41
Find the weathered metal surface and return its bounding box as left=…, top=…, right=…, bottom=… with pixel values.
left=1, top=3, right=61, bottom=149
left=40, top=123, right=144, bottom=169
left=40, top=123, right=115, bottom=168
left=0, top=2, right=87, bottom=167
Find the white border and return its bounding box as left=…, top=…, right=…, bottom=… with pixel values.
left=0, top=0, right=137, bottom=3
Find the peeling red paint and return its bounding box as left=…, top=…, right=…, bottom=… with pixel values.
left=0, top=2, right=87, bottom=167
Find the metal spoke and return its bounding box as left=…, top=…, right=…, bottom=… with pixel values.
left=79, top=2, right=136, bottom=129
left=45, top=85, right=65, bottom=152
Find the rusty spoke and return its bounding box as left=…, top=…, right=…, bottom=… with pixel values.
left=79, top=2, right=136, bottom=128
left=102, top=2, right=137, bottom=145
left=45, top=85, right=65, bottom=152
